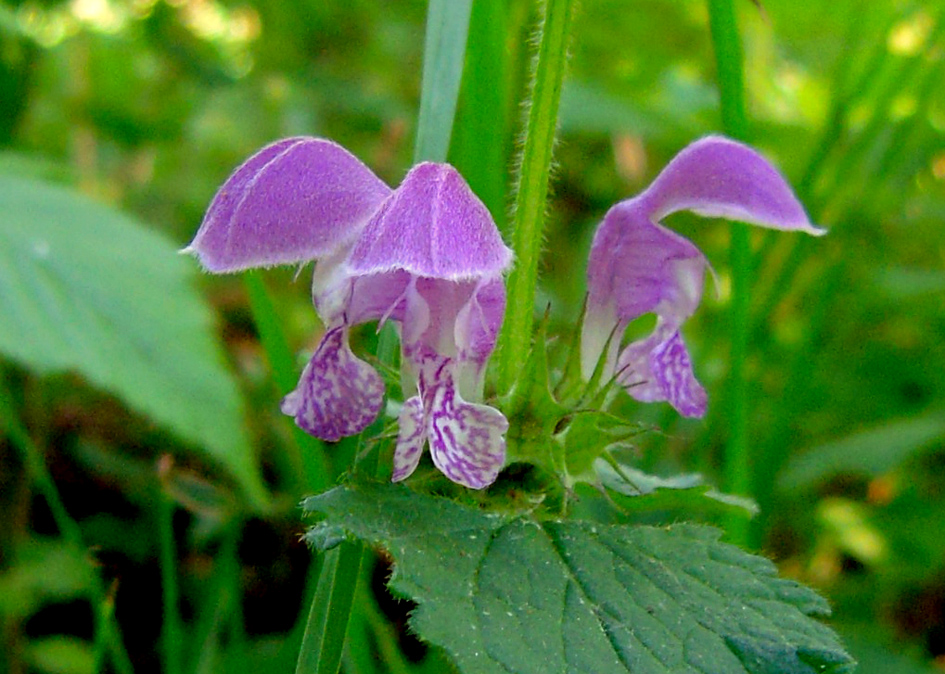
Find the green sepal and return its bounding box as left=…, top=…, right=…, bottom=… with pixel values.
left=555, top=295, right=627, bottom=411
left=500, top=310, right=645, bottom=489
left=552, top=295, right=588, bottom=405
left=555, top=394, right=641, bottom=482
left=597, top=456, right=760, bottom=519
left=500, top=312, right=569, bottom=475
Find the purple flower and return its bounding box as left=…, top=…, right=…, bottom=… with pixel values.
left=582, top=136, right=824, bottom=418
left=186, top=138, right=512, bottom=489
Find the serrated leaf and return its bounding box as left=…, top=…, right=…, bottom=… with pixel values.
left=304, top=482, right=854, bottom=674
left=0, top=176, right=268, bottom=510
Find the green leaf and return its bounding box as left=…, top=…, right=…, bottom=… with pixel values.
left=304, top=482, right=855, bottom=674
left=778, top=411, right=945, bottom=491
left=0, top=540, right=95, bottom=620
left=0, top=176, right=268, bottom=510
left=26, top=636, right=95, bottom=674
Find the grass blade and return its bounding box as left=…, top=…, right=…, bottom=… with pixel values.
left=157, top=477, right=183, bottom=674
left=706, top=0, right=752, bottom=546
left=0, top=378, right=135, bottom=674
left=414, top=0, right=474, bottom=163
left=450, top=0, right=509, bottom=224
left=294, top=541, right=364, bottom=674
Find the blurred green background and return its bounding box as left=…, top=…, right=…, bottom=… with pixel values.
left=1, top=0, right=944, bottom=672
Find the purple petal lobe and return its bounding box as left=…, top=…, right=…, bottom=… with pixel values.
left=426, top=373, right=508, bottom=489
left=392, top=397, right=425, bottom=482
left=280, top=326, right=385, bottom=441
left=454, top=278, right=506, bottom=367
left=588, top=210, right=706, bottom=324
left=186, top=137, right=391, bottom=272
left=451, top=278, right=506, bottom=400
left=617, top=328, right=707, bottom=418
left=338, top=270, right=412, bottom=327
left=582, top=212, right=706, bottom=379
left=347, top=163, right=512, bottom=280
left=641, top=135, right=824, bottom=235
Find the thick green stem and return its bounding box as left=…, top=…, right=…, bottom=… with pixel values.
left=707, top=0, right=752, bottom=546
left=497, top=0, right=575, bottom=394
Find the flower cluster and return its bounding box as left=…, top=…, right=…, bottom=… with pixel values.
left=187, top=134, right=820, bottom=489
left=185, top=138, right=512, bottom=489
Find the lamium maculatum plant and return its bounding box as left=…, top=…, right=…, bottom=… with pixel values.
left=185, top=129, right=853, bottom=674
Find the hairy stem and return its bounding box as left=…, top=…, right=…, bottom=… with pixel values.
left=497, top=0, right=575, bottom=394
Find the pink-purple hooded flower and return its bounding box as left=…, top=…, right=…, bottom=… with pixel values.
left=185, top=137, right=512, bottom=489
left=581, top=136, right=824, bottom=418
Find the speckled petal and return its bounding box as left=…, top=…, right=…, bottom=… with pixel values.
left=641, top=135, right=823, bottom=235
left=347, top=162, right=512, bottom=281
left=616, top=327, right=707, bottom=418
left=186, top=137, right=391, bottom=272
left=280, top=326, right=385, bottom=441
left=392, top=397, right=425, bottom=482
left=426, top=373, right=508, bottom=489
